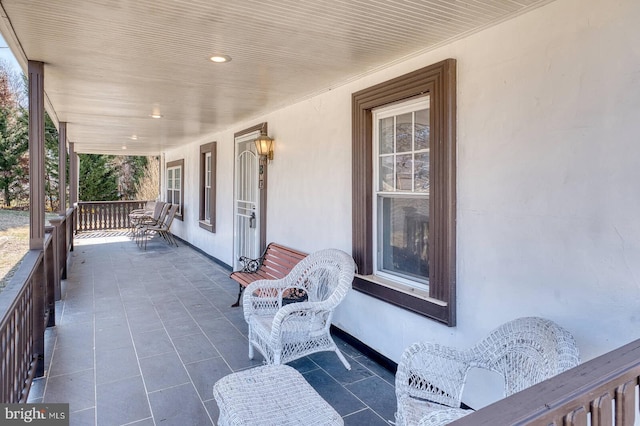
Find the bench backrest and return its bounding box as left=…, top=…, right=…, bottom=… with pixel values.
left=259, top=243, right=307, bottom=280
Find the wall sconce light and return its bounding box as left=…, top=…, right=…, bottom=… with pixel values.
left=254, top=126, right=274, bottom=161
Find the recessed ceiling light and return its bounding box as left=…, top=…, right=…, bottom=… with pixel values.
left=122, top=145, right=127, bottom=150
left=150, top=114, right=163, bottom=119
left=130, top=135, right=138, bottom=140
left=210, top=54, right=231, bottom=63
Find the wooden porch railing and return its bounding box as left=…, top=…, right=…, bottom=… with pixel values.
left=75, top=200, right=146, bottom=232
left=451, top=337, right=640, bottom=426
left=0, top=207, right=75, bottom=403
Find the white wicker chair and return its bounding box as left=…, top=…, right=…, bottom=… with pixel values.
left=243, top=248, right=356, bottom=370
left=395, top=317, right=581, bottom=426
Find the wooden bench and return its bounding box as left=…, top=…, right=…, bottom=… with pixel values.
left=229, top=243, right=307, bottom=307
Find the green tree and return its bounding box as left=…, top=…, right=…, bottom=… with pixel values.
left=79, top=154, right=118, bottom=201
left=0, top=66, right=28, bottom=207
left=111, top=155, right=147, bottom=200
left=0, top=109, right=27, bottom=206
left=44, top=113, right=61, bottom=211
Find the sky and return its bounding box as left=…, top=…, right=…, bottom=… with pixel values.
left=0, top=34, right=24, bottom=74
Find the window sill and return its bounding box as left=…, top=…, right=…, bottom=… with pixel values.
left=353, top=274, right=451, bottom=325
left=198, top=220, right=214, bottom=233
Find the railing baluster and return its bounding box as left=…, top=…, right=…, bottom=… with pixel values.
left=565, top=407, right=588, bottom=426
left=591, top=392, right=613, bottom=426
left=615, top=380, right=636, bottom=426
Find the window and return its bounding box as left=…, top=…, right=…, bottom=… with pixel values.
left=205, top=153, right=212, bottom=219
left=374, top=98, right=430, bottom=289
left=352, top=59, right=456, bottom=326
left=199, top=142, right=217, bottom=232
left=166, top=159, right=184, bottom=220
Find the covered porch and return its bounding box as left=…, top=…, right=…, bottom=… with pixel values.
left=1, top=0, right=640, bottom=424
left=26, top=232, right=396, bottom=425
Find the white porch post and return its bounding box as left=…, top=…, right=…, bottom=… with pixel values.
left=69, top=142, right=78, bottom=205
left=58, top=121, right=67, bottom=213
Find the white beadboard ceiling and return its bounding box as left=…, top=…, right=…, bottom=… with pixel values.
left=0, top=0, right=554, bottom=155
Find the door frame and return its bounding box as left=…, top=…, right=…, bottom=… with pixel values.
left=233, top=123, right=268, bottom=264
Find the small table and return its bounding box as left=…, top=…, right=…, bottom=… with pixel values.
left=213, top=365, right=343, bottom=426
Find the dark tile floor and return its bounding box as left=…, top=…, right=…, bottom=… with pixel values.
left=27, top=232, right=397, bottom=425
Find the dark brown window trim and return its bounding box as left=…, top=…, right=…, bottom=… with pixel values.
left=199, top=142, right=217, bottom=232
left=166, top=159, right=184, bottom=221
left=352, top=58, right=457, bottom=326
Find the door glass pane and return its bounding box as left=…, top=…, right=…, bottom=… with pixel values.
left=378, top=196, right=429, bottom=282
left=396, top=154, right=413, bottom=191
left=396, top=112, right=412, bottom=153
left=379, top=117, right=394, bottom=155
left=175, top=169, right=181, bottom=189
left=415, top=108, right=430, bottom=151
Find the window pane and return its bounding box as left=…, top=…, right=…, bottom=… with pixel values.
left=415, top=108, right=430, bottom=151
left=414, top=151, right=430, bottom=193
left=205, top=191, right=211, bottom=221
left=396, top=154, right=413, bottom=191
left=175, top=171, right=181, bottom=189
left=379, top=117, right=394, bottom=155
left=396, top=112, right=413, bottom=153
left=379, top=156, right=394, bottom=191
left=378, top=196, right=429, bottom=282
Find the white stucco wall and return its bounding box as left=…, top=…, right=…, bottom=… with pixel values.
left=164, top=0, right=640, bottom=408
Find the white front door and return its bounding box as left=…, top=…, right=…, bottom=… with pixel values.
left=233, top=131, right=261, bottom=269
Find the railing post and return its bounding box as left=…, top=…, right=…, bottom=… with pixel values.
left=69, top=207, right=75, bottom=252
left=48, top=218, right=64, bottom=301
left=31, top=253, right=45, bottom=378
left=43, top=231, right=56, bottom=328
left=69, top=142, right=78, bottom=207
left=60, top=214, right=68, bottom=280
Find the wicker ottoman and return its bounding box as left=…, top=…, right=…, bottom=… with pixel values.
left=213, top=364, right=343, bottom=426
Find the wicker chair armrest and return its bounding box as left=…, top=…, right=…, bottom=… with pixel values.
left=396, top=342, right=473, bottom=409
left=417, top=407, right=473, bottom=426
left=269, top=301, right=330, bottom=340
left=245, top=278, right=291, bottom=293
left=242, top=278, right=291, bottom=319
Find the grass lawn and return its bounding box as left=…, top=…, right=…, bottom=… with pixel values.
left=0, top=209, right=57, bottom=289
